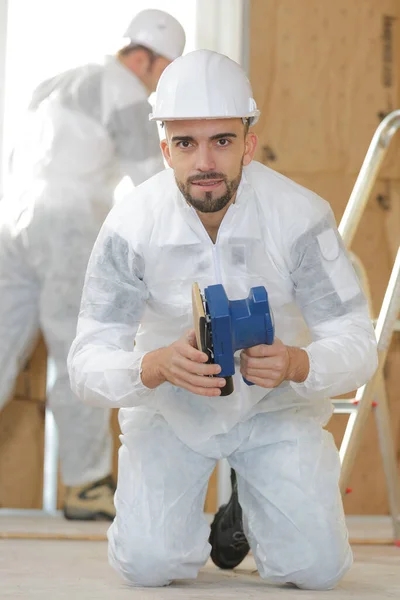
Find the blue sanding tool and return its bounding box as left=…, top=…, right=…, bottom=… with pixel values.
left=192, top=283, right=274, bottom=396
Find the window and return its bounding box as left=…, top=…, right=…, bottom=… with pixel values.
left=1, top=0, right=197, bottom=189
left=0, top=0, right=246, bottom=197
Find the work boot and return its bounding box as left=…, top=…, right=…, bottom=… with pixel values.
left=63, top=475, right=116, bottom=521
left=209, top=469, right=250, bottom=569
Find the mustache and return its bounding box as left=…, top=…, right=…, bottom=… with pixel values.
left=187, top=172, right=226, bottom=184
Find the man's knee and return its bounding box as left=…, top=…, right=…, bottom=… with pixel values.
left=257, top=540, right=353, bottom=591
left=108, top=537, right=175, bottom=587
left=289, top=547, right=353, bottom=591
left=108, top=526, right=206, bottom=587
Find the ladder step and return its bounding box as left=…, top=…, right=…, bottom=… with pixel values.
left=332, top=399, right=379, bottom=413
left=332, top=399, right=357, bottom=413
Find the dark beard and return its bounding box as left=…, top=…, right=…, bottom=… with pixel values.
left=176, top=167, right=243, bottom=213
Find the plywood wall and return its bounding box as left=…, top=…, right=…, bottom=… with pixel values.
left=251, top=0, right=400, bottom=176
left=0, top=335, right=122, bottom=510
left=0, top=340, right=218, bottom=512
left=250, top=0, right=400, bottom=514
left=0, top=337, right=47, bottom=509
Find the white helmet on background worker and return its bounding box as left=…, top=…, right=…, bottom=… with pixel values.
left=123, top=9, right=186, bottom=62
left=150, top=49, right=260, bottom=124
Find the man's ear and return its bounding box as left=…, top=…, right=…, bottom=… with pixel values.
left=160, top=138, right=173, bottom=168
left=242, top=132, right=258, bottom=166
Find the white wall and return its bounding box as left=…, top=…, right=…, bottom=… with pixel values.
left=0, top=0, right=8, bottom=196
left=195, top=0, right=247, bottom=66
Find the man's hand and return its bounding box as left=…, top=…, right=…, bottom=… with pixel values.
left=140, top=330, right=226, bottom=396
left=240, top=338, right=310, bottom=388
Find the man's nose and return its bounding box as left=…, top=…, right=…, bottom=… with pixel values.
left=195, top=145, right=216, bottom=172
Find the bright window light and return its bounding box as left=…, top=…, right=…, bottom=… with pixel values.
left=2, top=0, right=197, bottom=183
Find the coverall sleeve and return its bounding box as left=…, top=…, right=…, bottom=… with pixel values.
left=106, top=101, right=165, bottom=186
left=67, top=219, right=155, bottom=408
left=288, top=207, right=378, bottom=400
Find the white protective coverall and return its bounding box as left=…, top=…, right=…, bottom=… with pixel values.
left=0, top=55, right=164, bottom=486
left=68, top=161, right=378, bottom=588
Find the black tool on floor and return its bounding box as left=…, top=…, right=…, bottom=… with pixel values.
left=209, top=469, right=250, bottom=569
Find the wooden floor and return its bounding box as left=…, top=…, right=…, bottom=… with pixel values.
left=1, top=515, right=399, bottom=599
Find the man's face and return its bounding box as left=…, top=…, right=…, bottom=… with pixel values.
left=160, top=119, right=257, bottom=214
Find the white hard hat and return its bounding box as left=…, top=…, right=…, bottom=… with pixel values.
left=149, top=50, right=260, bottom=124
left=124, top=9, right=185, bottom=61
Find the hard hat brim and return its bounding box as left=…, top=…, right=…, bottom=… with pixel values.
left=149, top=111, right=260, bottom=125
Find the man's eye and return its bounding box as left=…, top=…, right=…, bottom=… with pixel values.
left=178, top=141, right=191, bottom=148
left=217, top=139, right=230, bottom=147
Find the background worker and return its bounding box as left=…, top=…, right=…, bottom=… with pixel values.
left=0, top=9, right=185, bottom=520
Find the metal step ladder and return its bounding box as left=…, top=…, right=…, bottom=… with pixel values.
left=333, top=109, right=400, bottom=544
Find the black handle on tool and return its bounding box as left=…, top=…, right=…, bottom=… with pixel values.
left=220, top=376, right=234, bottom=397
